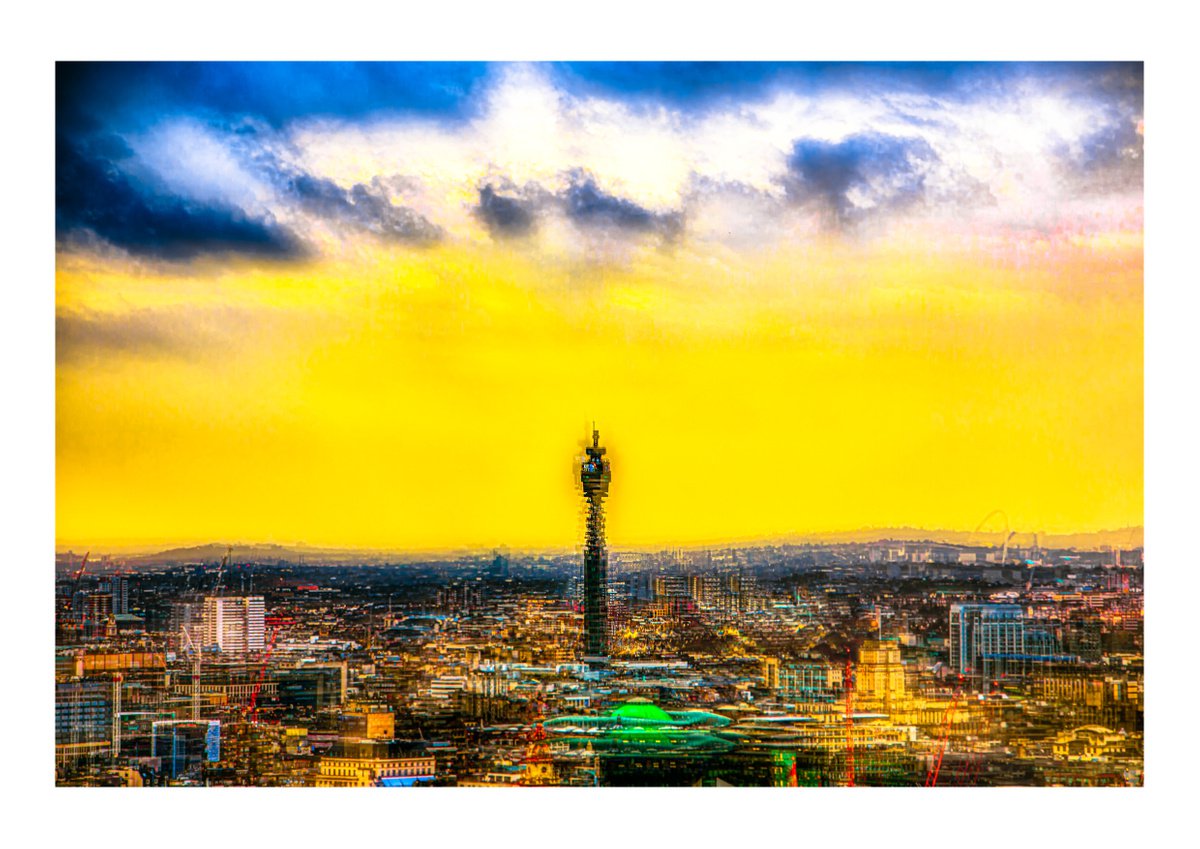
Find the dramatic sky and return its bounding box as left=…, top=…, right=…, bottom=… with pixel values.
left=55, top=62, right=1142, bottom=551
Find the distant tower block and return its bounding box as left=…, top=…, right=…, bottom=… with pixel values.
left=580, top=427, right=612, bottom=664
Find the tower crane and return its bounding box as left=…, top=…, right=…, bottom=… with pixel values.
left=844, top=654, right=855, bottom=787
left=925, top=674, right=965, bottom=787
left=212, top=547, right=230, bottom=596
left=72, top=551, right=91, bottom=625
left=181, top=622, right=203, bottom=721
left=73, top=551, right=91, bottom=583
left=246, top=626, right=280, bottom=722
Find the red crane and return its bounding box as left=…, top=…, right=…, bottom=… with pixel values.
left=246, top=626, right=280, bottom=722
left=844, top=654, right=855, bottom=787
left=73, top=551, right=90, bottom=582
left=926, top=674, right=965, bottom=787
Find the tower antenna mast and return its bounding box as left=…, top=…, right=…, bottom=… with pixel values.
left=580, top=425, right=612, bottom=665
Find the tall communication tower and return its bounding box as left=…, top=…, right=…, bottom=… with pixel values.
left=580, top=426, right=611, bottom=664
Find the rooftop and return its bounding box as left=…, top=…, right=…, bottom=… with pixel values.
left=610, top=698, right=673, bottom=723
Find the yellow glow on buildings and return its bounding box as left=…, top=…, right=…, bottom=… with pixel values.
left=312, top=750, right=435, bottom=787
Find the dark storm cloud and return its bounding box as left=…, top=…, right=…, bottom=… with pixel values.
left=475, top=185, right=537, bottom=238
left=782, top=132, right=991, bottom=229
left=1075, top=62, right=1143, bottom=114
left=1064, top=116, right=1143, bottom=193
left=553, top=62, right=1143, bottom=112
left=473, top=175, right=683, bottom=242
left=56, top=134, right=304, bottom=261
left=784, top=133, right=935, bottom=227
left=57, top=62, right=491, bottom=132
left=287, top=173, right=442, bottom=244
left=58, top=62, right=1144, bottom=132
left=552, top=62, right=794, bottom=109
left=1081, top=120, right=1142, bottom=170
left=563, top=173, right=682, bottom=240
left=57, top=63, right=475, bottom=258
left=1046, top=63, right=1142, bottom=191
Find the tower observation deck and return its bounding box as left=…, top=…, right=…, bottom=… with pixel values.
left=580, top=427, right=611, bottom=664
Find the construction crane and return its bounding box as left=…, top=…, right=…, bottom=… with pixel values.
left=73, top=551, right=91, bottom=583
left=72, top=551, right=91, bottom=625
left=215, top=626, right=280, bottom=786
left=925, top=674, right=965, bottom=787
left=965, top=749, right=984, bottom=786
left=212, top=546, right=231, bottom=597
left=844, top=654, right=855, bottom=787
left=180, top=623, right=203, bottom=721
left=246, top=626, right=280, bottom=722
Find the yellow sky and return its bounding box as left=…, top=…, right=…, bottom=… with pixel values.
left=56, top=232, right=1142, bottom=551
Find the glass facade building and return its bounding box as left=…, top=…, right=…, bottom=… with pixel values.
left=949, top=603, right=1074, bottom=680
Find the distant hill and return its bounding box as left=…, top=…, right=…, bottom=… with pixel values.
left=59, top=525, right=1143, bottom=567
left=775, top=526, right=1143, bottom=550
left=117, top=543, right=423, bottom=567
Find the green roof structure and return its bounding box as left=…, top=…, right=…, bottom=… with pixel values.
left=543, top=698, right=735, bottom=755
left=610, top=698, right=674, bottom=723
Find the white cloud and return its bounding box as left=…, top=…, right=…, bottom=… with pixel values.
left=129, top=65, right=1141, bottom=257
left=127, top=120, right=278, bottom=217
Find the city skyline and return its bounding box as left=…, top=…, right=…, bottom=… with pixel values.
left=57, top=62, right=1142, bottom=550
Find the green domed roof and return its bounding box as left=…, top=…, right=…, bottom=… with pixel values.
left=610, top=699, right=673, bottom=723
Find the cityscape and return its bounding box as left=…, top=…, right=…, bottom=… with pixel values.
left=55, top=430, right=1144, bottom=787
left=54, top=61, right=1144, bottom=789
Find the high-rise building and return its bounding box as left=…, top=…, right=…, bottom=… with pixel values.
left=949, top=603, right=1070, bottom=681
left=687, top=574, right=721, bottom=607
left=56, top=681, right=111, bottom=747
left=727, top=572, right=760, bottom=612
left=489, top=552, right=510, bottom=579
left=950, top=604, right=1022, bottom=679
left=202, top=596, right=265, bottom=653
left=85, top=592, right=113, bottom=622
left=653, top=575, right=689, bottom=603
left=170, top=601, right=203, bottom=650
left=100, top=576, right=131, bottom=615
left=580, top=427, right=611, bottom=663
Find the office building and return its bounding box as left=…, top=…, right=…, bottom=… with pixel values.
left=151, top=720, right=221, bottom=779
left=949, top=603, right=1071, bottom=681
left=769, top=658, right=843, bottom=703
left=202, top=596, right=265, bottom=653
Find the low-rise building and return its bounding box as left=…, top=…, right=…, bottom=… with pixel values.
left=313, top=741, right=436, bottom=787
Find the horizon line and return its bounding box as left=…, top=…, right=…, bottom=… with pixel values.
left=54, top=523, right=1145, bottom=557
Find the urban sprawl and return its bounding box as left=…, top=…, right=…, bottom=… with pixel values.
left=55, top=435, right=1143, bottom=787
